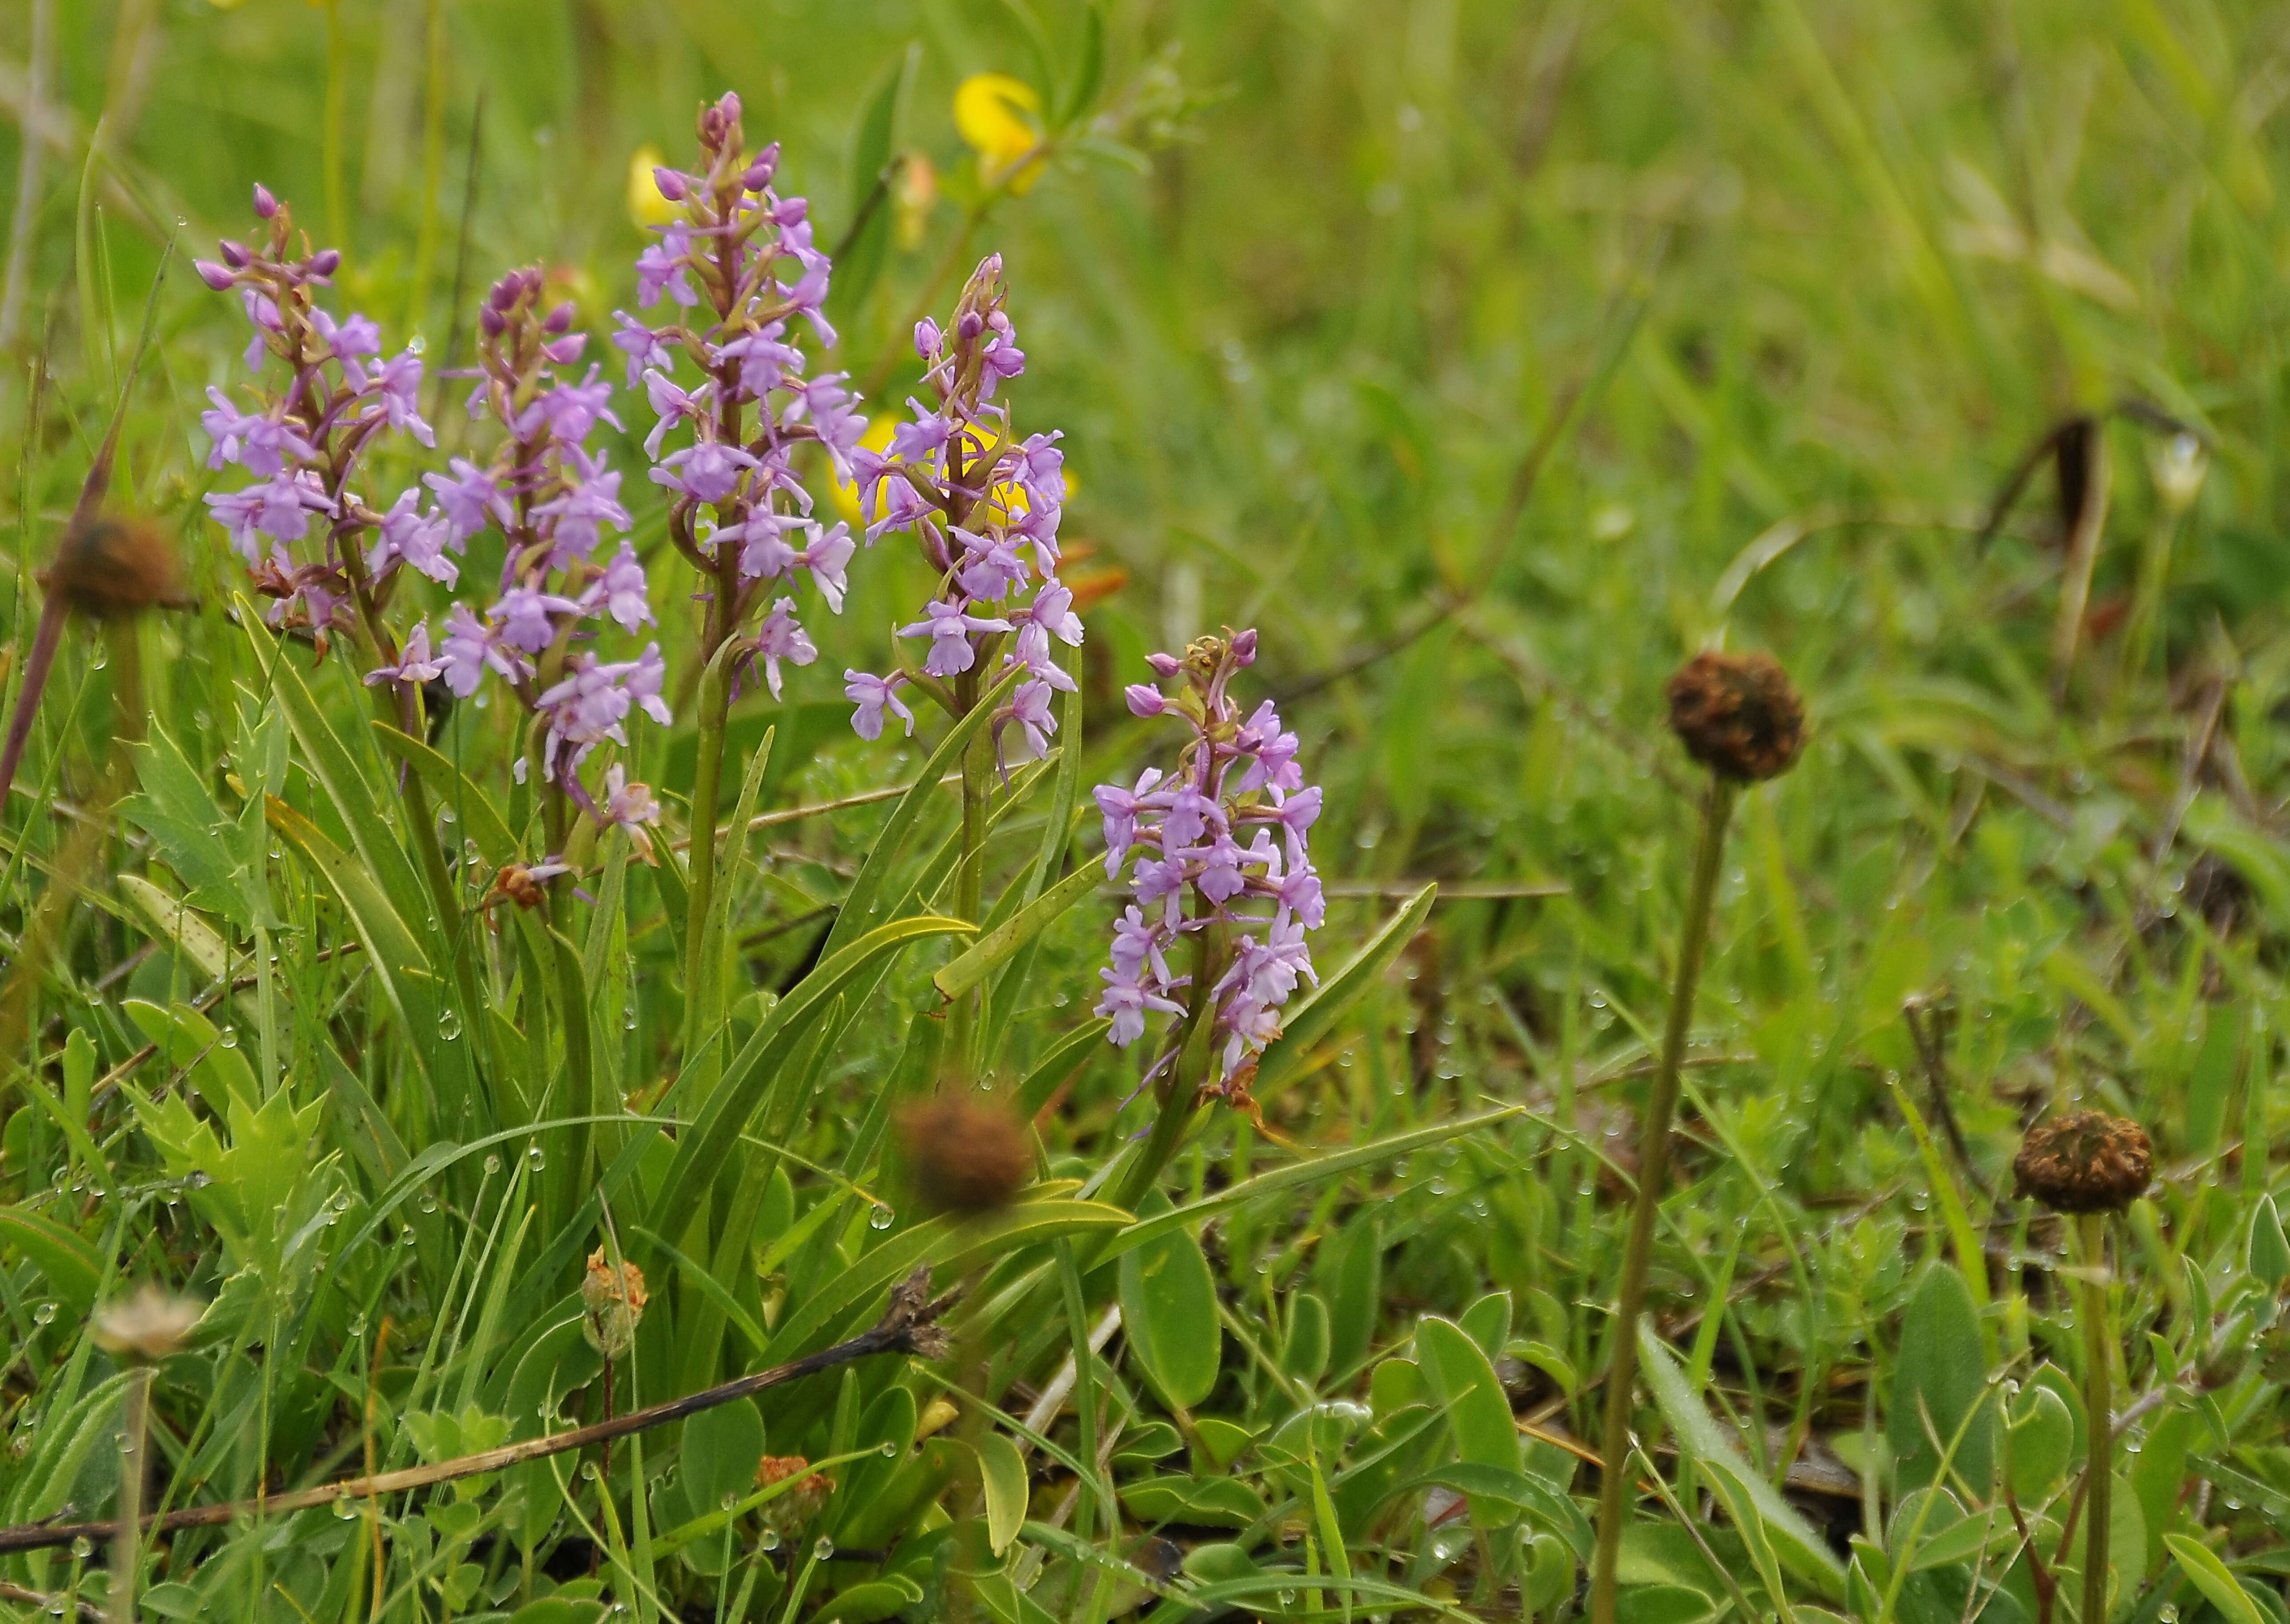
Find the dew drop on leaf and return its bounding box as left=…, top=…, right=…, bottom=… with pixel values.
left=218, top=1028, right=240, bottom=1049
left=526, top=1144, right=547, bottom=1172
left=68, top=1537, right=91, bottom=1559
left=869, top=1205, right=895, bottom=1230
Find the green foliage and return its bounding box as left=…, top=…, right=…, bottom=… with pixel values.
left=0, top=0, right=2288, bottom=1619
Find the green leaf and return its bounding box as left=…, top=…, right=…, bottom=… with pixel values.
left=979, top=1431, right=1029, bottom=1556
left=0, top=1204, right=101, bottom=1312
left=1636, top=1325, right=1847, bottom=1596
left=2006, top=1383, right=2073, bottom=1501
left=122, top=997, right=257, bottom=1116
left=1117, top=1474, right=1267, bottom=1528
left=679, top=1397, right=764, bottom=1512
left=1015, top=1017, right=1111, bottom=1117
left=1888, top=1260, right=1996, bottom=1494
left=121, top=723, right=247, bottom=917
left=1415, top=1315, right=1523, bottom=1481
left=1283, top=1291, right=1331, bottom=1385
left=116, top=874, right=237, bottom=996
left=1097, top=1105, right=1520, bottom=1266
left=241, top=601, right=435, bottom=947
left=935, top=859, right=1099, bottom=1001
left=820, top=664, right=1021, bottom=961
left=761, top=1197, right=1129, bottom=1363
left=265, top=797, right=444, bottom=1098
left=1253, top=883, right=1436, bottom=1095
left=1118, top=1224, right=1222, bottom=1409
left=1056, top=4, right=1106, bottom=126
left=2249, top=1195, right=2290, bottom=1286
left=2164, top=1534, right=2267, bottom=1624
left=371, top=723, right=519, bottom=869
left=651, top=914, right=975, bottom=1225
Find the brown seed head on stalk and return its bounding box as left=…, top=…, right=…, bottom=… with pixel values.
left=580, top=1250, right=648, bottom=1357
left=1665, top=650, right=1806, bottom=782
left=2013, top=1110, right=2153, bottom=1214
left=40, top=517, right=192, bottom=621
left=899, top=1092, right=1030, bottom=1216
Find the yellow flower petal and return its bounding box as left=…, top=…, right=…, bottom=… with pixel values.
left=627, top=145, right=682, bottom=231
left=830, top=417, right=900, bottom=526
left=955, top=74, right=1048, bottom=193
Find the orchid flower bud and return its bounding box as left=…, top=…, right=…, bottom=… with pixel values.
left=1144, top=651, right=1183, bottom=679
left=479, top=305, right=508, bottom=338
left=651, top=167, right=688, bottom=202
left=545, top=301, right=577, bottom=334
left=1231, top=627, right=1259, bottom=665
left=914, top=318, right=942, bottom=359
left=741, top=142, right=780, bottom=191
left=219, top=240, right=251, bottom=269
left=252, top=183, right=277, bottom=219
left=194, top=260, right=237, bottom=291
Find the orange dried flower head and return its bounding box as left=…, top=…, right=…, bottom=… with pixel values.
left=899, top=1092, right=1029, bottom=1217
left=581, top=1249, right=648, bottom=1357
left=2012, top=1110, right=2153, bottom=1214
left=1664, top=651, right=1806, bottom=782
left=755, top=1455, right=836, bottom=1532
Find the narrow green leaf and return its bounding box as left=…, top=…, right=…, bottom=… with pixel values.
left=820, top=664, right=1022, bottom=961
left=1253, top=883, right=1436, bottom=1095
left=0, top=1205, right=101, bottom=1312
left=1637, top=1325, right=1846, bottom=1595
left=2163, top=1534, right=2266, bottom=1624
left=936, top=860, right=1100, bottom=1001
left=1096, top=1105, right=1520, bottom=1265
left=371, top=722, right=518, bottom=868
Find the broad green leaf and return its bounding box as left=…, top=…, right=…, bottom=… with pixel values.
left=123, top=997, right=257, bottom=1116
left=1097, top=1105, right=1520, bottom=1265
left=1319, top=1215, right=1383, bottom=1374
left=0, top=1204, right=101, bottom=1312
left=1889, top=1260, right=1995, bottom=1494
left=1637, top=1325, right=1846, bottom=1596
left=121, top=723, right=246, bottom=917
left=935, top=859, right=1099, bottom=1000
left=1253, top=883, right=1435, bottom=1095
left=1414, top=1315, right=1522, bottom=1479
left=978, top=1431, right=1029, bottom=1555
left=1381, top=1463, right=1593, bottom=1557
left=1282, top=1291, right=1331, bottom=1385
left=820, top=663, right=1021, bottom=961
left=2164, top=1534, right=2266, bottom=1624
left=116, top=873, right=235, bottom=991
left=1118, top=1224, right=1221, bottom=1409
left=813, top=1581, right=925, bottom=1624
left=1117, top=1474, right=1267, bottom=1528
left=2006, top=1383, right=2073, bottom=1500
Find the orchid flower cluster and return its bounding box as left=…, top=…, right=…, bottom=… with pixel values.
left=196, top=186, right=438, bottom=656
left=844, top=254, right=1080, bottom=757
left=614, top=91, right=864, bottom=697
left=1094, top=630, right=1325, bottom=1077
left=197, top=193, right=667, bottom=851
left=391, top=267, right=667, bottom=838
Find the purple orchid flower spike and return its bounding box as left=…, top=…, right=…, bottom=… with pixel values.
left=1092, top=630, right=1326, bottom=1083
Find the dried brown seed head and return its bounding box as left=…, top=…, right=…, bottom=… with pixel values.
left=2012, top=1110, right=2153, bottom=1214
left=755, top=1455, right=836, bottom=1531
left=581, top=1249, right=648, bottom=1358
left=1665, top=650, right=1806, bottom=782
left=41, top=518, right=191, bottom=621
left=92, top=1284, right=205, bottom=1363
left=899, top=1092, right=1030, bottom=1217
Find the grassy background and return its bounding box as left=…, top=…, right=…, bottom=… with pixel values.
left=0, top=0, right=2288, bottom=1620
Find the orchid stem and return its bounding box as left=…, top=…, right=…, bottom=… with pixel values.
left=1589, top=773, right=1735, bottom=1624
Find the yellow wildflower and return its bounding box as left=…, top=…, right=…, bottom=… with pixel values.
left=954, top=74, right=1047, bottom=195
left=627, top=145, right=682, bottom=230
